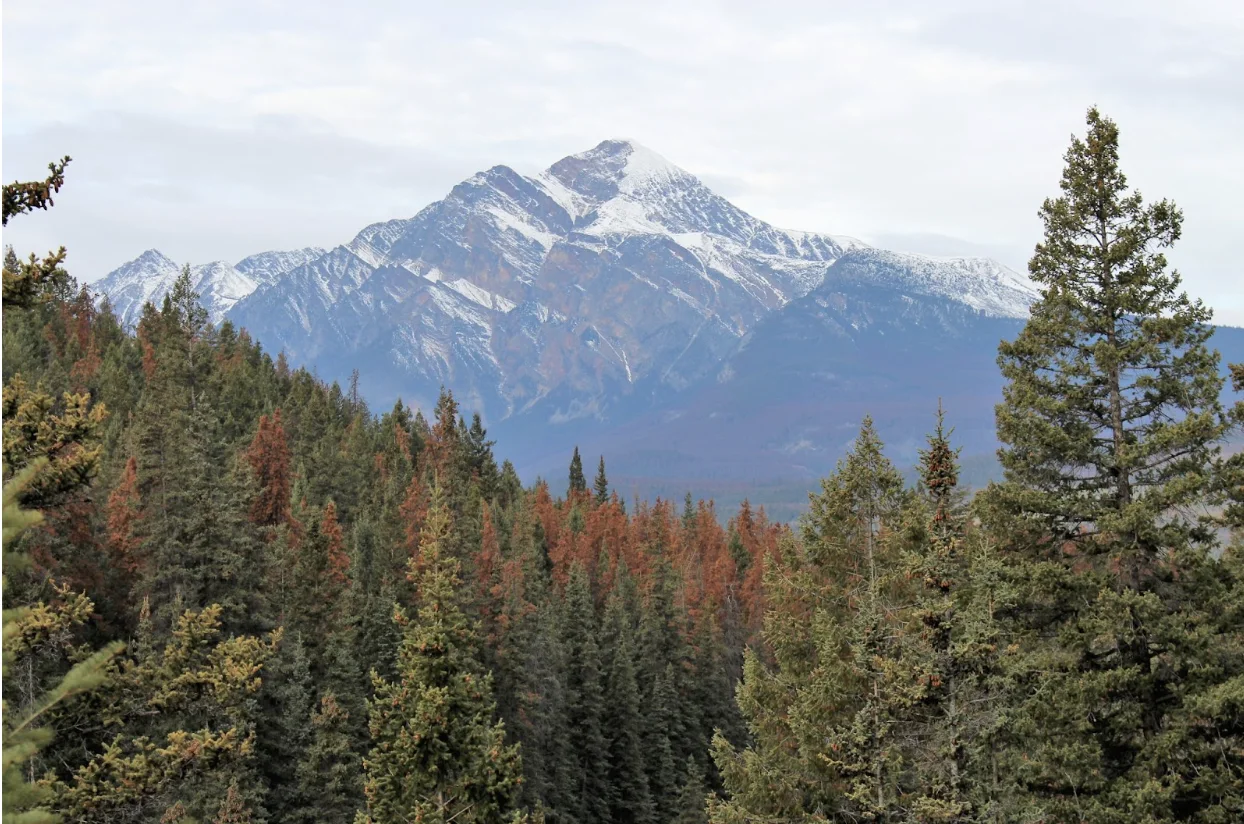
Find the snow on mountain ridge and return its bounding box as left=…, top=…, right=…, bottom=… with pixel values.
left=190, top=261, right=259, bottom=321
left=610, top=140, right=689, bottom=195
left=823, top=248, right=1038, bottom=318
left=95, top=246, right=333, bottom=327
left=93, top=249, right=183, bottom=326
left=549, top=140, right=863, bottom=292
left=96, top=138, right=1040, bottom=431
left=235, top=247, right=327, bottom=286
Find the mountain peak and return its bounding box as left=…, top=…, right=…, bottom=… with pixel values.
left=135, top=248, right=177, bottom=266
left=545, top=138, right=690, bottom=202
left=96, top=246, right=329, bottom=327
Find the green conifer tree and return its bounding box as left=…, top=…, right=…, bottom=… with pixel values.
left=1223, top=363, right=1244, bottom=530
left=562, top=563, right=612, bottom=824
left=2, top=157, right=71, bottom=308
left=646, top=664, right=684, bottom=821
left=498, top=460, right=524, bottom=512
left=600, top=583, right=655, bottom=824
left=710, top=419, right=911, bottom=824
left=803, top=419, right=911, bottom=820
left=985, top=107, right=1240, bottom=821
left=296, top=692, right=362, bottom=824
left=593, top=457, right=609, bottom=506
left=48, top=605, right=279, bottom=823
left=136, top=399, right=269, bottom=636
left=358, top=485, right=526, bottom=824
left=465, top=413, right=501, bottom=502
left=568, top=447, right=587, bottom=499
left=992, top=104, right=1227, bottom=559
left=902, top=406, right=977, bottom=822
left=2, top=164, right=124, bottom=823
left=673, top=757, right=709, bottom=824
left=254, top=631, right=314, bottom=822
left=491, top=515, right=571, bottom=819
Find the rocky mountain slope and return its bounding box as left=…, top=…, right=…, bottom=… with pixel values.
left=529, top=268, right=1030, bottom=484
left=96, top=140, right=1038, bottom=432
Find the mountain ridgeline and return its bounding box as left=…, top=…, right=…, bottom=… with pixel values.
left=93, top=139, right=1065, bottom=495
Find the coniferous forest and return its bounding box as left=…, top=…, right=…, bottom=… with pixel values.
left=4, top=109, right=1244, bottom=823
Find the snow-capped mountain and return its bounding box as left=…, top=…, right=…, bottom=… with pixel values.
left=94, top=249, right=185, bottom=326
left=95, top=246, right=326, bottom=326
left=235, top=247, right=327, bottom=288
left=95, top=138, right=1040, bottom=462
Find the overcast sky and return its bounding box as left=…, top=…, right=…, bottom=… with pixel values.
left=4, top=0, right=1242, bottom=323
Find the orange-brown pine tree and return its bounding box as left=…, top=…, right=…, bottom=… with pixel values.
left=245, top=408, right=292, bottom=527
left=322, top=500, right=350, bottom=588
left=106, top=456, right=144, bottom=577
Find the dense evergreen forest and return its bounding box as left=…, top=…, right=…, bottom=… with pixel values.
left=4, top=108, right=1244, bottom=823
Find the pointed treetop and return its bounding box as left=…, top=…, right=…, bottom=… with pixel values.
left=569, top=446, right=587, bottom=498
left=594, top=455, right=609, bottom=504
left=919, top=401, right=961, bottom=519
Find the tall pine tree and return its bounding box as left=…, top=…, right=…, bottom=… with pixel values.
left=561, top=563, right=612, bottom=824
left=358, top=485, right=527, bottom=824
left=593, top=457, right=609, bottom=506
left=985, top=107, right=1240, bottom=821
left=710, top=418, right=911, bottom=823
left=568, top=447, right=587, bottom=499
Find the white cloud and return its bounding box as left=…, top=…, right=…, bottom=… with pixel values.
left=3, top=0, right=1241, bottom=323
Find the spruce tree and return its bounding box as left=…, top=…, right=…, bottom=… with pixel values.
left=594, top=457, right=609, bottom=505
left=687, top=610, right=742, bottom=787
left=254, top=631, right=314, bottom=823
left=673, top=757, right=709, bottom=824
left=499, top=460, right=524, bottom=512
left=358, top=486, right=526, bottom=824
left=562, top=563, right=611, bottom=824
left=600, top=584, right=654, bottom=824
left=340, top=514, right=400, bottom=698
left=491, top=516, right=571, bottom=819
left=647, top=663, right=684, bottom=821
left=637, top=560, right=693, bottom=816
left=288, top=499, right=351, bottom=675
left=1224, top=362, right=1244, bottom=530
left=295, top=692, right=362, bottom=824
left=710, top=418, right=911, bottom=824
left=465, top=412, right=501, bottom=502
left=568, top=447, right=587, bottom=499
left=805, top=419, right=912, bottom=821
left=986, top=107, right=1239, bottom=820
left=902, top=406, right=978, bottom=821
left=136, top=399, right=268, bottom=636
left=992, top=105, right=1226, bottom=558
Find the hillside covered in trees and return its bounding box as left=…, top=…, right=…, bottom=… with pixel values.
left=4, top=109, right=1244, bottom=823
